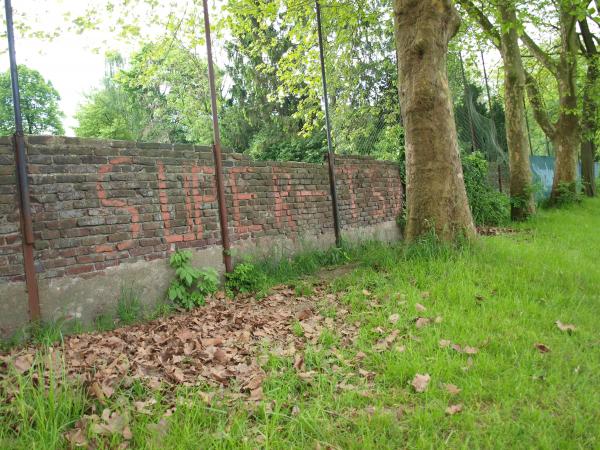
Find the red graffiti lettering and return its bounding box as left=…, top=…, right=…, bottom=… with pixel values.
left=96, top=157, right=140, bottom=252
left=183, top=164, right=216, bottom=240
left=272, top=168, right=295, bottom=231
left=156, top=161, right=181, bottom=243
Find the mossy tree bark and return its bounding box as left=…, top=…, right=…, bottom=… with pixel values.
left=393, top=0, right=475, bottom=241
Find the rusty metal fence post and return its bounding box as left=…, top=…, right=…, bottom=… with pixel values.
left=4, top=0, right=41, bottom=321
left=315, top=0, right=342, bottom=247
left=202, top=0, right=233, bottom=273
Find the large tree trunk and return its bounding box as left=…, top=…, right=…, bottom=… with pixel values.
left=393, top=0, right=474, bottom=241
left=580, top=19, right=598, bottom=197
left=498, top=1, right=534, bottom=220
left=551, top=119, right=579, bottom=199
left=550, top=6, right=580, bottom=202
left=520, top=3, right=581, bottom=204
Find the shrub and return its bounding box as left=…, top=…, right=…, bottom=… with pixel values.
left=225, top=262, right=267, bottom=296
left=168, top=250, right=218, bottom=309
left=552, top=182, right=581, bottom=207
left=461, top=152, right=510, bottom=226
left=322, top=245, right=351, bottom=265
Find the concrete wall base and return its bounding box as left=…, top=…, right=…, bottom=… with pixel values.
left=0, top=221, right=400, bottom=337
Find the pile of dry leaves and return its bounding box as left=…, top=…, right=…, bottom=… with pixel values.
left=0, top=284, right=357, bottom=405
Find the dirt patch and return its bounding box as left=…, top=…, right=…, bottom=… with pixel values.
left=476, top=226, right=519, bottom=236
left=312, top=263, right=361, bottom=282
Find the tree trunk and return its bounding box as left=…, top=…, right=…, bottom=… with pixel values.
left=550, top=6, right=580, bottom=202
left=520, top=3, right=581, bottom=204
left=579, top=19, right=598, bottom=197
left=498, top=1, right=534, bottom=220
left=551, top=121, right=579, bottom=199
left=581, top=140, right=596, bottom=197
left=393, top=0, right=474, bottom=241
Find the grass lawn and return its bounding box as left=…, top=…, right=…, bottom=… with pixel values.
left=1, top=199, right=600, bottom=449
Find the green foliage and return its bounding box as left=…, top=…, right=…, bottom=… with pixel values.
left=5, top=201, right=600, bottom=449
left=225, top=262, right=267, bottom=296
left=168, top=250, right=218, bottom=310
left=0, top=354, right=87, bottom=449
left=322, top=245, right=351, bottom=265
left=76, top=42, right=216, bottom=144
left=75, top=55, right=149, bottom=141
left=0, top=65, right=64, bottom=136
left=219, top=0, right=402, bottom=161
left=549, top=182, right=582, bottom=208
left=116, top=286, right=143, bottom=326
left=462, top=152, right=510, bottom=225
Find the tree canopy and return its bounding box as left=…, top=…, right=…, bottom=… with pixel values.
left=0, top=65, right=64, bottom=136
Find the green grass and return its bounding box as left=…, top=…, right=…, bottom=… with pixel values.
left=2, top=200, right=600, bottom=448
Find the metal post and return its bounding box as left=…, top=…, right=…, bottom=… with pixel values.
left=202, top=0, right=232, bottom=273
left=315, top=0, right=342, bottom=247
left=459, top=52, right=477, bottom=152
left=4, top=0, right=41, bottom=321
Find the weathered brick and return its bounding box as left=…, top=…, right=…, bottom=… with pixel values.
left=1, top=136, right=402, bottom=284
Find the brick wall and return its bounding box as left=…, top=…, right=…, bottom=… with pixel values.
left=0, top=136, right=402, bottom=284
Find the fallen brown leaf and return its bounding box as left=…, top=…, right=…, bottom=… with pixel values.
left=249, top=387, right=263, bottom=401
left=297, top=309, right=312, bottom=321
left=389, top=313, right=400, bottom=324
left=12, top=355, right=32, bottom=373
left=415, top=303, right=427, bottom=312
left=122, top=426, right=133, bottom=440
left=358, top=368, right=376, bottom=380
left=555, top=321, right=576, bottom=332
left=355, top=351, right=367, bottom=360
left=65, top=427, right=87, bottom=447
left=411, top=373, right=430, bottom=393
left=294, top=354, right=305, bottom=371
left=415, top=317, right=430, bottom=329
left=90, top=382, right=106, bottom=401
left=201, top=337, right=223, bottom=347
left=444, top=383, right=461, bottom=395
left=535, top=343, right=550, bottom=353
left=439, top=339, right=451, bottom=348
left=445, top=404, right=463, bottom=415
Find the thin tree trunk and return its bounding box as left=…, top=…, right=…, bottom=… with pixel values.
left=393, top=0, right=474, bottom=241
left=498, top=0, right=534, bottom=220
